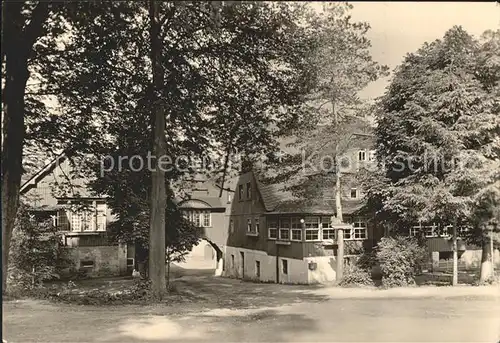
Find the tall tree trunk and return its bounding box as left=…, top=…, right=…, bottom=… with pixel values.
left=480, top=231, right=494, bottom=282
left=149, top=0, right=166, bottom=299
left=2, top=1, right=49, bottom=294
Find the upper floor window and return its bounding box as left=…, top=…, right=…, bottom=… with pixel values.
left=185, top=210, right=211, bottom=228
left=203, top=211, right=211, bottom=227
left=350, top=188, right=358, bottom=199
left=238, top=184, right=244, bottom=201
left=229, top=219, right=234, bottom=234
left=358, top=150, right=366, bottom=161
left=246, top=182, right=252, bottom=199
left=227, top=193, right=232, bottom=204
left=247, top=217, right=258, bottom=236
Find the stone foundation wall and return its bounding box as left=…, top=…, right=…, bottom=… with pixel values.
left=65, top=244, right=127, bottom=278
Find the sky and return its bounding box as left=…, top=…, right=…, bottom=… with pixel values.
left=312, top=2, right=500, bottom=101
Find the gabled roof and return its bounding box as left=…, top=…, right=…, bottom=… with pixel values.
left=20, top=151, right=68, bottom=195
left=176, top=196, right=225, bottom=209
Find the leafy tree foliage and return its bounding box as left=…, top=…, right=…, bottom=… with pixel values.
left=367, top=26, right=500, bottom=281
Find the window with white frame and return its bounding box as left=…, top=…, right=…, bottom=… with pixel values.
left=352, top=221, right=367, bottom=239
left=193, top=212, right=201, bottom=227
left=203, top=211, right=211, bottom=227
left=291, top=229, right=302, bottom=241
left=350, top=188, right=358, bottom=199
left=290, top=217, right=302, bottom=241
left=279, top=217, right=290, bottom=240
left=67, top=201, right=107, bottom=232
left=418, top=223, right=437, bottom=237
left=247, top=218, right=252, bottom=232
left=304, top=216, right=320, bottom=241
left=344, top=227, right=352, bottom=240
left=185, top=210, right=211, bottom=228
left=268, top=218, right=278, bottom=239
left=321, top=216, right=335, bottom=240
left=96, top=203, right=106, bottom=231
left=255, top=218, right=260, bottom=234
left=358, top=150, right=366, bottom=161
left=322, top=229, right=336, bottom=240
left=409, top=226, right=419, bottom=237
left=441, top=225, right=451, bottom=237
left=368, top=150, right=376, bottom=161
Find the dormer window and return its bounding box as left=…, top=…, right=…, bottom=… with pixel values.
left=358, top=150, right=366, bottom=161
left=350, top=188, right=358, bottom=199
left=227, top=193, right=232, bottom=204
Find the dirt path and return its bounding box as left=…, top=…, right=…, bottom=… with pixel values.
left=3, top=275, right=500, bottom=342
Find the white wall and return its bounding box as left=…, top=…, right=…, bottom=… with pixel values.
left=224, top=246, right=276, bottom=282
left=304, top=256, right=337, bottom=284
left=223, top=246, right=337, bottom=284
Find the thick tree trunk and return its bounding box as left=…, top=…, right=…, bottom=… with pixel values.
left=2, top=3, right=29, bottom=294
left=148, top=0, right=167, bottom=299
left=480, top=234, right=493, bottom=282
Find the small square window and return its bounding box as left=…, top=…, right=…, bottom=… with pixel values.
left=282, top=259, right=288, bottom=275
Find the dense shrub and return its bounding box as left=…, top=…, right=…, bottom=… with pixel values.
left=375, top=236, right=428, bottom=287
left=8, top=205, right=74, bottom=291
left=339, top=262, right=374, bottom=287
